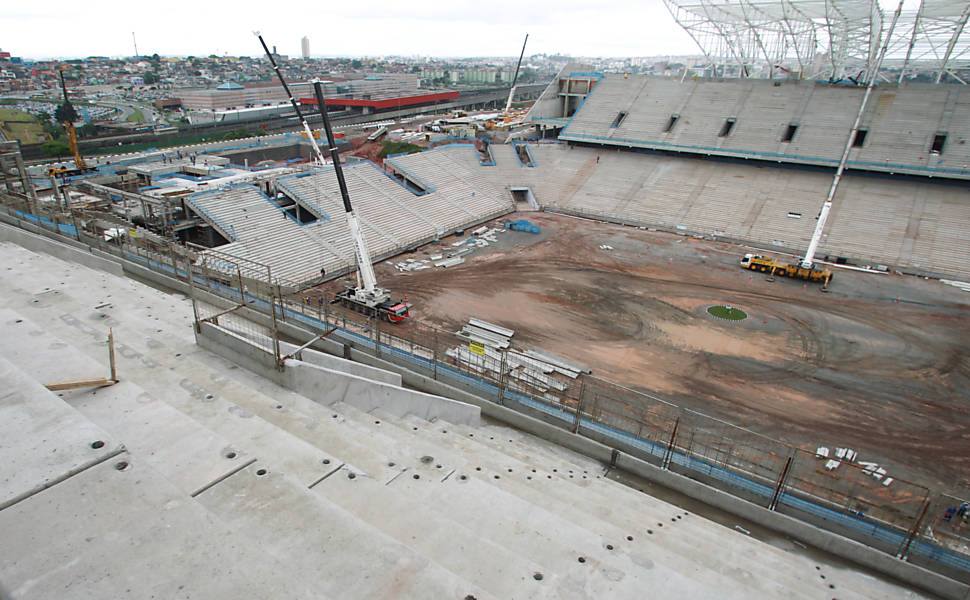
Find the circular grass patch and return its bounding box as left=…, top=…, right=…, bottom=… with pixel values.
left=707, top=305, right=747, bottom=321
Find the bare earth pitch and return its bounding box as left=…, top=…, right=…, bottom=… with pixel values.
left=325, top=211, right=970, bottom=493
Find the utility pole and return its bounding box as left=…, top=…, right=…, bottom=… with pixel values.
left=132, top=32, right=139, bottom=58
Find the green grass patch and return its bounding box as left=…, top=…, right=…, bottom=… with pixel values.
left=0, top=108, right=48, bottom=143
left=379, top=140, right=423, bottom=158
left=126, top=108, right=145, bottom=123
left=707, top=305, right=747, bottom=321
left=0, top=108, right=35, bottom=122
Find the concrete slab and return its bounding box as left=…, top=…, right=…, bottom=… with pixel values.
left=194, top=462, right=498, bottom=600
left=0, top=355, right=123, bottom=511
left=0, top=457, right=319, bottom=600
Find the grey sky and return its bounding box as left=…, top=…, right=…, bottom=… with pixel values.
left=5, top=0, right=701, bottom=59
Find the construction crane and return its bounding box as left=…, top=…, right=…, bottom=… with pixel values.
left=49, top=67, right=89, bottom=177
left=257, top=33, right=411, bottom=323
left=740, top=0, right=905, bottom=290
left=504, top=33, right=529, bottom=114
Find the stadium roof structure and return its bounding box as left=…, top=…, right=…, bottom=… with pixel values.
left=665, top=0, right=970, bottom=83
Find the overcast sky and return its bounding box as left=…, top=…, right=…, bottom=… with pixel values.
left=5, top=0, right=702, bottom=59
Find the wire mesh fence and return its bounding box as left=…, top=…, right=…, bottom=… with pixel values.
left=3, top=194, right=970, bottom=583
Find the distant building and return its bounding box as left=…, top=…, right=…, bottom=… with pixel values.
left=301, top=37, right=310, bottom=60
left=153, top=98, right=182, bottom=110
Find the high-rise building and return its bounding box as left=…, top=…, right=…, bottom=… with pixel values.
left=301, top=36, right=310, bottom=59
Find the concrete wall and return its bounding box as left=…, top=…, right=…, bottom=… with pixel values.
left=196, top=322, right=479, bottom=426
left=279, top=339, right=400, bottom=386
left=0, top=221, right=124, bottom=277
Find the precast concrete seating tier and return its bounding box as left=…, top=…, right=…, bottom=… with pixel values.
left=0, top=240, right=934, bottom=599
left=430, top=142, right=970, bottom=280
left=554, top=74, right=970, bottom=179
left=187, top=156, right=515, bottom=285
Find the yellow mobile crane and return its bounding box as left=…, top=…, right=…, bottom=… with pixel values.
left=48, top=67, right=89, bottom=177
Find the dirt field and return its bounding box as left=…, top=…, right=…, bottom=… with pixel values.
left=319, top=211, right=970, bottom=493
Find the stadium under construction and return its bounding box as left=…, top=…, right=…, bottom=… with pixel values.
left=2, top=1, right=970, bottom=599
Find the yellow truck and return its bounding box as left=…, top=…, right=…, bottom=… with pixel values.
left=740, top=253, right=832, bottom=287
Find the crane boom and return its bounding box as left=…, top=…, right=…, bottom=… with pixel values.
left=311, top=80, right=379, bottom=294
left=256, top=33, right=409, bottom=322
left=256, top=33, right=328, bottom=166
left=504, top=33, right=529, bottom=113
left=801, top=0, right=904, bottom=269
left=57, top=69, right=87, bottom=172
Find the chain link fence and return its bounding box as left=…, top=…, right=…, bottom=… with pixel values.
left=2, top=194, right=970, bottom=584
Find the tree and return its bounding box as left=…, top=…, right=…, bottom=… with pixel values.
left=78, top=123, right=98, bottom=138
left=350, top=59, right=363, bottom=69
left=143, top=72, right=159, bottom=84
left=42, top=140, right=71, bottom=158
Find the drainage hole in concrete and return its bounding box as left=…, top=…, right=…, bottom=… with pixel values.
left=647, top=529, right=653, bottom=535
left=468, top=433, right=474, bottom=437
left=205, top=394, right=214, bottom=400
left=547, top=475, right=552, bottom=479
left=507, top=468, right=513, bottom=473
left=115, top=461, right=130, bottom=471
left=459, top=475, right=468, bottom=481
left=493, top=475, right=500, bottom=479
left=90, top=440, right=105, bottom=449
left=347, top=472, right=356, bottom=480
left=322, top=459, right=331, bottom=465
left=552, top=469, right=558, bottom=472
left=626, top=536, right=633, bottom=541
left=332, top=414, right=338, bottom=418
left=413, top=427, right=418, bottom=431
left=527, top=476, right=532, bottom=480
left=441, top=430, right=447, bottom=434
left=374, top=420, right=380, bottom=425
left=657, top=523, right=663, bottom=527
left=533, top=573, right=543, bottom=581
left=829, top=584, right=835, bottom=590
left=413, top=474, right=420, bottom=480
left=475, top=467, right=482, bottom=471
left=577, top=557, right=586, bottom=563
left=255, top=469, right=268, bottom=476
left=820, top=575, right=826, bottom=580
left=275, top=404, right=283, bottom=410
left=421, top=456, right=434, bottom=464
left=606, top=544, right=614, bottom=550
left=388, top=462, right=396, bottom=467
left=175, top=353, right=181, bottom=357
left=15, top=319, right=22, bottom=323
left=226, top=451, right=237, bottom=459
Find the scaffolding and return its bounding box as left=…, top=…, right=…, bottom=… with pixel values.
left=665, top=0, right=970, bottom=83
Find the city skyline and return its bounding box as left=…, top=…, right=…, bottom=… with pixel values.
left=4, top=0, right=700, bottom=59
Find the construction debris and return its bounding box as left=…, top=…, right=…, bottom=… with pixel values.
left=469, top=318, right=515, bottom=339
left=445, top=318, right=585, bottom=395
left=599, top=244, right=614, bottom=251
left=815, top=446, right=893, bottom=486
